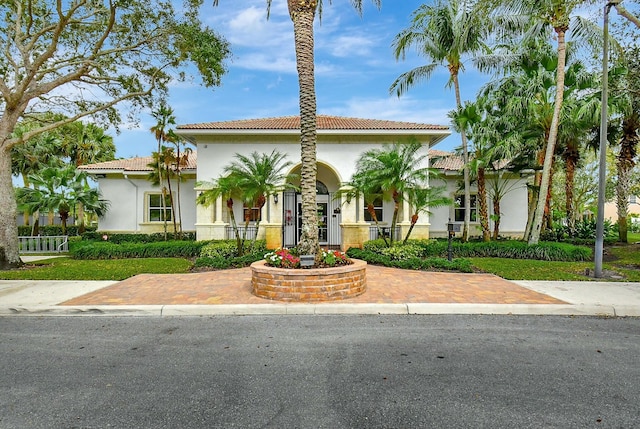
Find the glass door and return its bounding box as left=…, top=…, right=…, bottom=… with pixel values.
left=296, top=194, right=329, bottom=246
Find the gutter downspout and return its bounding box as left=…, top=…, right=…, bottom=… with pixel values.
left=124, top=174, right=140, bottom=232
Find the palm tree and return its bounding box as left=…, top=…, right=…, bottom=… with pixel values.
left=198, top=150, right=296, bottom=255
left=150, top=103, right=177, bottom=240
left=213, top=0, right=381, bottom=258
left=391, top=0, right=489, bottom=242
left=224, top=150, right=297, bottom=253
left=147, top=146, right=178, bottom=236
left=166, top=129, right=192, bottom=239
left=486, top=0, right=603, bottom=244
left=403, top=186, right=451, bottom=244
left=16, top=166, right=108, bottom=235
left=351, top=138, right=435, bottom=246
left=197, top=174, right=245, bottom=255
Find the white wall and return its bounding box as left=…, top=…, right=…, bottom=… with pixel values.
left=429, top=176, right=530, bottom=238
left=97, top=174, right=197, bottom=233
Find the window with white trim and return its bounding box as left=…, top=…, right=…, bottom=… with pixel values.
left=148, top=193, right=173, bottom=222
left=243, top=203, right=261, bottom=222
left=364, top=196, right=384, bottom=222
left=454, top=194, right=477, bottom=222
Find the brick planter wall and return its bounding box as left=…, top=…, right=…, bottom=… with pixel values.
left=251, top=259, right=367, bottom=302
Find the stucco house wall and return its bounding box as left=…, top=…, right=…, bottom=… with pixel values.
left=81, top=115, right=532, bottom=248
left=80, top=156, right=198, bottom=234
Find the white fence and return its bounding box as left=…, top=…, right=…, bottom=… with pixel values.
left=18, top=236, right=69, bottom=253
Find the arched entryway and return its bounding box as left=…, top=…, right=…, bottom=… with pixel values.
left=282, top=163, right=342, bottom=248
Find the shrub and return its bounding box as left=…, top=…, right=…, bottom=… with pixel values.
left=346, top=248, right=473, bottom=273
left=18, top=225, right=97, bottom=236
left=377, top=244, right=423, bottom=260
left=82, top=232, right=196, bottom=243
left=194, top=252, right=264, bottom=270
left=199, top=240, right=265, bottom=259
left=71, top=240, right=206, bottom=259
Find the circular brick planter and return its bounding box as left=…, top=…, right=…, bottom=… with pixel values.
left=251, top=259, right=367, bottom=302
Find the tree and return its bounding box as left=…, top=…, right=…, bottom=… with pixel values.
left=213, top=0, right=380, bottom=258
left=390, top=0, right=490, bottom=242
left=0, top=0, right=230, bottom=268
left=613, top=2, right=640, bottom=29
left=403, top=186, right=451, bottom=244
left=16, top=166, right=108, bottom=235
left=166, top=130, right=192, bottom=239
left=198, top=150, right=296, bottom=256
left=150, top=103, right=178, bottom=240
left=350, top=139, right=435, bottom=246
left=486, top=0, right=603, bottom=245
left=147, top=146, right=178, bottom=236
left=61, top=122, right=116, bottom=167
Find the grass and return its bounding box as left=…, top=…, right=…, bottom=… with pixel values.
left=7, top=238, right=640, bottom=282
left=1, top=257, right=193, bottom=280
left=471, top=241, right=640, bottom=281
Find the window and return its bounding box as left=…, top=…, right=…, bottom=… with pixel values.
left=148, top=193, right=172, bottom=222
left=243, top=204, right=261, bottom=222
left=454, top=194, right=477, bottom=222
left=364, top=197, right=383, bottom=222
left=630, top=195, right=637, bottom=204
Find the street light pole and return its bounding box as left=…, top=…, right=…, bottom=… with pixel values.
left=595, top=0, right=621, bottom=277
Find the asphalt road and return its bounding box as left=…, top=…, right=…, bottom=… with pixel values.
left=1, top=315, right=639, bottom=428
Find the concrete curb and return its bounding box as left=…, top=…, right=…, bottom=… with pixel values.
left=2, top=303, right=637, bottom=317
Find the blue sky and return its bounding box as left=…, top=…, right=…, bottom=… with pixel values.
left=113, top=0, right=490, bottom=158
left=112, top=0, right=605, bottom=159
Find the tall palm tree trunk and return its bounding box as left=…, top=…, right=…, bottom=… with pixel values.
left=616, top=114, right=639, bottom=243
left=289, top=0, right=319, bottom=256
left=565, top=155, right=577, bottom=235
left=477, top=167, right=490, bottom=241
left=529, top=28, right=568, bottom=245
left=452, top=72, right=471, bottom=242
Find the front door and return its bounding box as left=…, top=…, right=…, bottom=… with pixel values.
left=296, top=194, right=329, bottom=246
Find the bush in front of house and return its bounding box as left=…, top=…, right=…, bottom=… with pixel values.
left=193, top=240, right=267, bottom=270
left=81, top=231, right=196, bottom=243
left=346, top=248, right=473, bottom=273
left=18, top=225, right=98, bottom=237
left=363, top=239, right=591, bottom=262
left=71, top=240, right=206, bottom=259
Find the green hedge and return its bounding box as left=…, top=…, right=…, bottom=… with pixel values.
left=81, top=231, right=196, bottom=243
left=18, top=225, right=97, bottom=237
left=71, top=240, right=206, bottom=260
left=199, top=240, right=266, bottom=259
left=346, top=248, right=473, bottom=273
left=194, top=252, right=264, bottom=270
left=365, top=239, right=591, bottom=262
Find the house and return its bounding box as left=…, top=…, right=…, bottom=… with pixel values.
left=79, top=154, right=198, bottom=234
left=81, top=115, right=530, bottom=249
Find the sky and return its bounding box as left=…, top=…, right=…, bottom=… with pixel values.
left=111, top=0, right=612, bottom=160
left=113, top=0, right=491, bottom=159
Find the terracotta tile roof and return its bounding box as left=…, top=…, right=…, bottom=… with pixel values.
left=79, top=152, right=198, bottom=172
left=178, top=115, right=449, bottom=131
left=429, top=151, right=513, bottom=171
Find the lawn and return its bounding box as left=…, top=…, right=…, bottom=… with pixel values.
left=471, top=241, right=640, bottom=281
left=0, top=257, right=193, bottom=280
left=5, top=239, right=640, bottom=282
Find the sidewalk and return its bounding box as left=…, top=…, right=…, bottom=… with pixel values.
left=1, top=262, right=640, bottom=317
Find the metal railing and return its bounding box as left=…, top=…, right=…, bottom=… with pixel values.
left=18, top=235, right=69, bottom=253
left=225, top=226, right=258, bottom=241
left=369, top=226, right=401, bottom=242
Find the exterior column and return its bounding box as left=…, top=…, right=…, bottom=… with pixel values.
left=339, top=186, right=369, bottom=251
left=195, top=187, right=227, bottom=241
left=263, top=193, right=283, bottom=250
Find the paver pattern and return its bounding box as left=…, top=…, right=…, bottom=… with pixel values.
left=61, top=265, right=565, bottom=306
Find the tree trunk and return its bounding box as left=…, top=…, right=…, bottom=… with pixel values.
left=616, top=114, right=639, bottom=243
left=0, top=146, right=22, bottom=268
left=565, top=153, right=577, bottom=235
left=529, top=29, right=567, bottom=245
left=289, top=1, right=319, bottom=256
left=492, top=198, right=500, bottom=240
left=477, top=167, right=490, bottom=242
left=452, top=72, right=471, bottom=242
